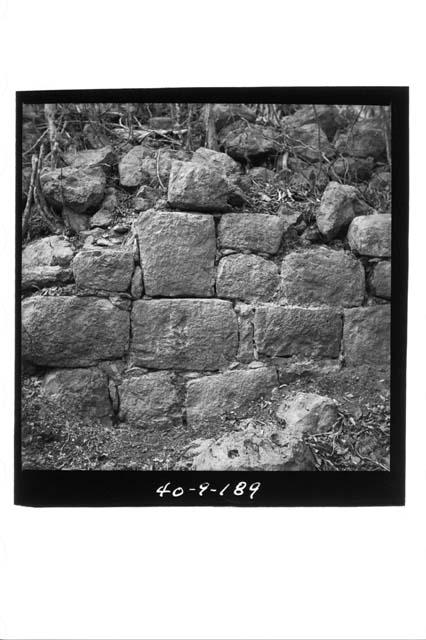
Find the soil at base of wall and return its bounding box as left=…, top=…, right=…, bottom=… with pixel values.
left=21, top=364, right=390, bottom=471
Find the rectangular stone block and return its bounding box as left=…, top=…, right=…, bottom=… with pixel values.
left=135, top=211, right=216, bottom=296
left=343, top=306, right=390, bottom=365
left=131, top=299, right=238, bottom=370
left=216, top=254, right=279, bottom=302
left=118, top=371, right=182, bottom=428
left=186, top=366, right=278, bottom=427
left=73, top=249, right=134, bottom=293
left=22, top=296, right=130, bottom=367
left=254, top=305, right=342, bottom=358
left=218, top=213, right=285, bottom=254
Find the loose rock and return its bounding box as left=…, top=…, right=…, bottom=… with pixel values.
left=316, top=181, right=370, bottom=240
left=167, top=161, right=230, bottom=212
left=22, top=235, right=74, bottom=268
left=40, top=166, right=106, bottom=214
left=347, top=213, right=391, bottom=257
left=276, top=392, right=338, bottom=432
left=63, top=145, right=115, bottom=173
left=191, top=147, right=241, bottom=176
left=218, top=121, right=280, bottom=161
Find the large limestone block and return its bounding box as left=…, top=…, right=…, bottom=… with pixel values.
left=254, top=305, right=342, bottom=358
left=42, top=367, right=112, bottom=420
left=131, top=299, right=238, bottom=370
left=22, top=296, right=130, bottom=367
left=40, top=166, right=106, bottom=214
left=216, top=254, right=279, bottom=302
left=22, top=235, right=74, bottom=268
left=316, top=181, right=370, bottom=240
left=118, top=372, right=181, bottom=428
left=135, top=211, right=216, bottom=296
left=343, top=306, right=390, bottom=365
left=280, top=247, right=365, bottom=307
left=73, top=249, right=134, bottom=293
left=191, top=147, right=241, bottom=176
left=186, top=367, right=277, bottom=427
left=218, top=213, right=284, bottom=254
left=167, top=161, right=230, bottom=212
left=347, top=214, right=391, bottom=257
left=370, top=261, right=391, bottom=299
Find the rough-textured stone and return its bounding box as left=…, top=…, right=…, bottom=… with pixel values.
left=236, top=305, right=255, bottom=363
left=216, top=254, right=279, bottom=302
left=330, top=156, right=374, bottom=182
left=119, top=146, right=189, bottom=188
left=90, top=208, right=114, bottom=228
left=283, top=105, right=342, bottom=141
left=63, top=208, right=90, bottom=232
left=280, top=247, right=365, bottom=307
left=316, top=181, right=370, bottom=240
left=370, top=261, right=391, bottom=299
left=40, top=166, right=106, bottom=214
left=118, top=371, right=181, bottom=428
left=130, top=265, right=143, bottom=298
left=184, top=419, right=315, bottom=471
left=135, top=211, right=216, bottom=296
left=63, top=145, right=115, bottom=173
left=73, top=249, right=134, bottom=293
left=131, top=299, right=238, bottom=370
left=335, top=121, right=386, bottom=159
left=254, top=305, right=342, bottom=358
left=186, top=367, right=277, bottom=427
left=205, top=103, right=256, bottom=132
left=192, top=147, right=241, bottom=176
left=347, top=214, right=391, bottom=257
left=22, top=235, right=74, bottom=268
left=42, top=367, right=112, bottom=421
left=218, top=121, right=280, bottom=160
left=274, top=358, right=341, bottom=384
left=167, top=161, right=230, bottom=212
left=22, top=296, right=130, bottom=367
left=218, top=213, right=284, bottom=255
left=22, top=266, right=74, bottom=291
left=276, top=392, right=338, bottom=432
left=343, top=306, right=390, bottom=365
left=285, top=123, right=335, bottom=162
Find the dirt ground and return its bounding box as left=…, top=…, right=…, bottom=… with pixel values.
left=21, top=363, right=390, bottom=471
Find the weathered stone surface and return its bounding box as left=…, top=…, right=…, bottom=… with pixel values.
left=184, top=419, right=315, bottom=471
left=254, top=305, right=342, bottom=358
left=218, top=121, right=280, bottom=160
left=22, top=296, right=130, bottom=367
left=283, top=105, right=342, bottom=141
left=186, top=366, right=277, bottom=427
left=218, top=213, right=284, bottom=255
left=40, top=166, right=106, bottom=214
left=130, top=265, right=143, bottom=298
left=192, top=147, right=241, bottom=176
left=343, top=306, right=390, bottom=365
left=22, top=265, right=74, bottom=291
left=335, top=121, right=386, bottom=159
left=316, top=181, right=370, bottom=240
left=347, top=214, right=391, bottom=257
left=330, top=156, right=374, bottom=182
left=280, top=247, right=365, bottom=307
left=73, top=249, right=134, bottom=293
left=135, top=211, right=216, bottom=296
left=90, top=187, right=117, bottom=228
left=119, top=146, right=190, bottom=188
left=285, top=122, right=335, bottom=162
left=236, top=304, right=255, bottom=363
left=370, top=261, right=391, bottom=299
left=22, top=235, right=74, bottom=268
left=167, top=161, right=230, bottom=212
left=63, top=207, right=90, bottom=232
left=276, top=392, right=338, bottom=432
left=63, top=145, right=116, bottom=172
left=274, top=358, right=341, bottom=384
left=42, top=367, right=112, bottom=421
left=204, top=103, right=256, bottom=133
left=118, top=371, right=181, bottom=428
left=216, top=254, right=279, bottom=302
left=131, top=299, right=238, bottom=370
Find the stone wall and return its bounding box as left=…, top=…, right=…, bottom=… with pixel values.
left=22, top=193, right=391, bottom=430
left=21, top=106, right=391, bottom=431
